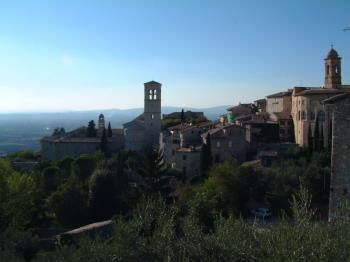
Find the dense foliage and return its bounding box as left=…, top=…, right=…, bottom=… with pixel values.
left=0, top=147, right=337, bottom=261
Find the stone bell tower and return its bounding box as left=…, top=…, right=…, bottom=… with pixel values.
left=144, top=81, right=162, bottom=146
left=325, top=47, right=342, bottom=89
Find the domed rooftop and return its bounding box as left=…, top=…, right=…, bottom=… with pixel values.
left=99, top=114, right=104, bottom=119
left=327, top=48, right=340, bottom=59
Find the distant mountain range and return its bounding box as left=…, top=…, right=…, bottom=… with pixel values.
left=0, top=106, right=229, bottom=155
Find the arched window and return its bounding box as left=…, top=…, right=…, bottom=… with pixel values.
left=153, top=89, right=157, bottom=100
left=335, top=65, right=339, bottom=74
left=149, top=90, right=153, bottom=100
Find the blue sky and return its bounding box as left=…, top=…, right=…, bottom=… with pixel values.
left=0, top=0, right=349, bottom=112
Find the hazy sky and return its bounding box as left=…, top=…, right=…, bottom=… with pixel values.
left=0, top=0, right=349, bottom=112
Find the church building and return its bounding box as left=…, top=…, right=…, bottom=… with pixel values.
left=123, top=81, right=162, bottom=151
left=291, top=48, right=350, bottom=148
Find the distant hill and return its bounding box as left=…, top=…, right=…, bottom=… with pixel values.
left=0, top=106, right=229, bottom=155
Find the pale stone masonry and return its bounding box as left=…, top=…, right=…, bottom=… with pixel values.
left=324, top=93, right=350, bottom=221
left=291, top=48, right=350, bottom=148
left=123, top=81, right=162, bottom=151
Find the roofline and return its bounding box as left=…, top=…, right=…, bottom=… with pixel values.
left=323, top=93, right=350, bottom=104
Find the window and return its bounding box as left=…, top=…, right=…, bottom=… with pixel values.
left=182, top=155, right=187, bottom=161
left=318, top=111, right=325, bottom=121
left=310, top=111, right=315, bottom=120
left=228, top=140, right=232, bottom=148
left=183, top=166, right=187, bottom=175
left=280, top=120, right=285, bottom=125
left=172, top=150, right=175, bottom=156
left=301, top=111, right=306, bottom=120
left=154, top=89, right=157, bottom=100
left=215, top=154, right=220, bottom=163
left=216, top=141, right=220, bottom=148
left=151, top=114, right=154, bottom=119
left=149, top=89, right=153, bottom=100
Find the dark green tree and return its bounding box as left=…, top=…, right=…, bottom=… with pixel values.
left=308, top=123, right=313, bottom=153
left=42, top=166, right=60, bottom=195
left=52, top=127, right=65, bottom=137
left=72, top=155, right=96, bottom=181
left=328, top=120, right=332, bottom=151
left=319, top=124, right=324, bottom=151
left=181, top=109, right=185, bottom=123
left=88, top=169, right=118, bottom=221
left=137, top=147, right=171, bottom=197
left=46, top=178, right=89, bottom=227
left=200, top=133, right=213, bottom=178
left=107, top=122, right=113, bottom=137
left=100, top=128, right=109, bottom=157
left=290, top=119, right=295, bottom=143
left=56, top=156, right=74, bottom=181
left=86, top=120, right=97, bottom=137
left=314, top=117, right=320, bottom=151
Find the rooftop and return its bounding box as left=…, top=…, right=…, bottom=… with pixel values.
left=266, top=90, right=292, bottom=98
left=295, top=88, right=346, bottom=96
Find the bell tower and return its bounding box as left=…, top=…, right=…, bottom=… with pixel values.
left=144, top=81, right=162, bottom=146
left=325, top=47, right=342, bottom=89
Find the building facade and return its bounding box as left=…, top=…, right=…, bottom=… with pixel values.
left=265, top=90, right=294, bottom=142
left=291, top=48, right=349, bottom=148
left=123, top=81, right=162, bottom=151
left=203, top=124, right=249, bottom=164
left=324, top=93, right=350, bottom=221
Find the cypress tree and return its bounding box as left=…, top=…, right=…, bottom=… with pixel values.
left=86, top=120, right=97, bottom=137
left=320, top=124, right=324, bottom=151
left=308, top=123, right=313, bottom=152
left=290, top=119, right=295, bottom=143
left=100, top=128, right=109, bottom=157
left=328, top=120, right=332, bottom=151
left=314, top=116, right=320, bottom=151
left=107, top=122, right=113, bottom=137
left=181, top=109, right=185, bottom=123
left=200, top=133, right=213, bottom=178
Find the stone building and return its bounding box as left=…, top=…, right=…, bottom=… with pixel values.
left=324, top=93, right=350, bottom=221
left=202, top=124, right=249, bottom=164
left=41, top=119, right=124, bottom=161
left=123, top=81, right=162, bottom=151
left=160, top=121, right=212, bottom=177
left=291, top=48, right=350, bottom=148
left=266, top=90, right=294, bottom=142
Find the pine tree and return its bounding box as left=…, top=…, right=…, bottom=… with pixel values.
left=107, top=122, right=113, bottom=137
left=200, top=133, right=213, bottom=178
left=86, top=120, right=97, bottom=137
left=314, top=117, right=320, bottom=151
left=100, top=128, right=109, bottom=157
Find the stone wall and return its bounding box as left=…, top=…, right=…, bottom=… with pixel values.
left=328, top=95, right=350, bottom=221
left=41, top=138, right=124, bottom=161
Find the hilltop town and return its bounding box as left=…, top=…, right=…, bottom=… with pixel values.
left=39, top=48, right=350, bottom=221
left=1, top=47, right=350, bottom=260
